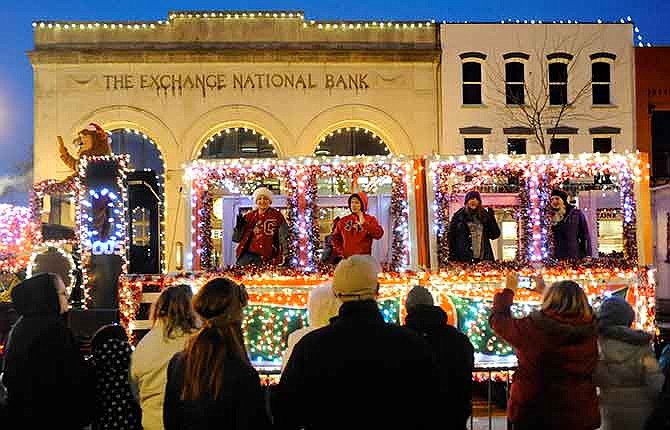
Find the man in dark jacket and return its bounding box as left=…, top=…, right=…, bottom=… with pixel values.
left=272, top=255, right=440, bottom=430
left=404, top=285, right=475, bottom=430
left=2, top=273, right=95, bottom=428
left=448, top=190, right=501, bottom=262
left=550, top=189, right=592, bottom=259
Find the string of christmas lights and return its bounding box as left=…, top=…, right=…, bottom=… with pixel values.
left=78, top=155, right=130, bottom=307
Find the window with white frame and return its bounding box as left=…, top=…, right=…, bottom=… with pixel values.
left=592, top=62, right=612, bottom=105
left=462, top=62, right=482, bottom=104
left=547, top=53, right=572, bottom=106
left=549, top=62, right=568, bottom=105
left=503, top=53, right=530, bottom=106
left=460, top=52, right=486, bottom=105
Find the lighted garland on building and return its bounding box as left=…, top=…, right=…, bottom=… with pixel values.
left=186, top=157, right=412, bottom=272
left=430, top=153, right=642, bottom=266
left=430, top=156, right=528, bottom=267
left=186, top=160, right=297, bottom=271
left=307, top=157, right=412, bottom=271
left=547, top=153, right=641, bottom=264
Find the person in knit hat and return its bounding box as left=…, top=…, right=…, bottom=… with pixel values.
left=550, top=189, right=592, bottom=259
left=234, top=186, right=289, bottom=267
left=273, top=255, right=441, bottom=429
left=447, top=190, right=501, bottom=262
left=404, top=285, right=475, bottom=430
left=594, top=297, right=664, bottom=430
left=331, top=192, right=384, bottom=259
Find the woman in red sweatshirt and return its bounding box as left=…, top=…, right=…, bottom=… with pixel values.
left=331, top=192, right=384, bottom=258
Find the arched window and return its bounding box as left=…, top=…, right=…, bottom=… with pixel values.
left=199, top=127, right=277, bottom=159
left=110, top=129, right=164, bottom=176
left=314, top=127, right=390, bottom=156
left=110, top=128, right=165, bottom=272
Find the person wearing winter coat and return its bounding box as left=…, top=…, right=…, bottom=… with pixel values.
left=594, top=297, right=664, bottom=430
left=404, top=285, right=475, bottom=430
left=130, top=284, right=198, bottom=430
left=331, top=192, right=384, bottom=258
left=320, top=217, right=343, bottom=265
left=2, top=273, right=95, bottom=428
left=281, top=282, right=341, bottom=372
left=550, top=189, right=592, bottom=259
left=163, top=278, right=270, bottom=430
left=272, top=255, right=441, bottom=430
left=91, top=324, right=142, bottom=430
left=234, top=187, right=289, bottom=267
left=489, top=274, right=600, bottom=430
left=448, top=191, right=501, bottom=262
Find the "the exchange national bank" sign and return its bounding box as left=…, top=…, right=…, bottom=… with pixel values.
left=103, top=72, right=370, bottom=97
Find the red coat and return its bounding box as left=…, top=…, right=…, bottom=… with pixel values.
left=331, top=193, right=384, bottom=258
left=236, top=207, right=287, bottom=263
left=489, top=289, right=600, bottom=430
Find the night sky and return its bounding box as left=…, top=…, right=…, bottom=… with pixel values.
left=1, top=0, right=669, bottom=204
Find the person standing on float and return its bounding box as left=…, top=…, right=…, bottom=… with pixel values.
left=331, top=192, right=384, bottom=258
left=447, top=191, right=501, bottom=262
left=234, top=187, right=289, bottom=267
left=550, top=189, right=592, bottom=260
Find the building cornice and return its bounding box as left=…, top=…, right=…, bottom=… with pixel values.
left=28, top=46, right=441, bottom=64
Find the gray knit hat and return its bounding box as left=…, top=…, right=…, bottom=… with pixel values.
left=405, top=285, right=434, bottom=311
left=598, top=296, right=635, bottom=329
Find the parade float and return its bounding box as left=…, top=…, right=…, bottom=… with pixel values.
left=0, top=147, right=655, bottom=376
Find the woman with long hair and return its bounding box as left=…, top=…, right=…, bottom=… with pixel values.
left=489, top=275, right=600, bottom=430
left=163, top=277, right=270, bottom=430
left=130, top=284, right=198, bottom=430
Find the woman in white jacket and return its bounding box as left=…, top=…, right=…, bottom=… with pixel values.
left=594, top=296, right=664, bottom=430
left=281, top=283, right=341, bottom=372
left=130, top=285, right=198, bottom=430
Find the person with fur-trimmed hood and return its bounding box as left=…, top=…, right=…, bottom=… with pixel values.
left=234, top=187, right=289, bottom=267
left=448, top=190, right=501, bottom=262
left=331, top=192, right=384, bottom=258
left=550, top=189, right=592, bottom=260
left=594, top=297, right=664, bottom=430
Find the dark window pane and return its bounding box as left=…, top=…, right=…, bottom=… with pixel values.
left=652, top=110, right=670, bottom=180
left=505, top=62, right=524, bottom=82
left=550, top=138, right=570, bottom=154
left=200, top=128, right=277, bottom=159
left=462, top=62, right=481, bottom=82
left=315, top=128, right=389, bottom=156
left=507, top=138, right=527, bottom=155
left=463, top=84, right=482, bottom=104
left=593, top=138, right=612, bottom=153
left=549, top=62, right=568, bottom=83
left=464, top=138, right=484, bottom=155
left=592, top=62, right=610, bottom=82
left=593, top=84, right=610, bottom=105
left=506, top=84, right=525, bottom=104
left=550, top=84, right=568, bottom=105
